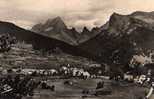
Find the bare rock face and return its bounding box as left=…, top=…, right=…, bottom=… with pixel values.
left=32, top=17, right=67, bottom=33
left=31, top=17, right=81, bottom=45
left=78, top=27, right=101, bottom=43
left=108, top=13, right=131, bottom=35
left=32, top=17, right=103, bottom=45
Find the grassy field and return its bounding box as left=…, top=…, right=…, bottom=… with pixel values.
left=0, top=43, right=99, bottom=69
left=23, top=78, right=148, bottom=99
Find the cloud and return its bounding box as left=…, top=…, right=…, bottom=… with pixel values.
left=0, top=0, right=154, bottom=31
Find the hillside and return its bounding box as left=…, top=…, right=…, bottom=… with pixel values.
left=0, top=21, right=90, bottom=57
left=0, top=42, right=99, bottom=69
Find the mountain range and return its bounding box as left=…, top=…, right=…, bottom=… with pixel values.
left=0, top=21, right=87, bottom=57
left=79, top=11, right=154, bottom=66
left=31, top=17, right=101, bottom=45
left=1, top=11, right=154, bottom=67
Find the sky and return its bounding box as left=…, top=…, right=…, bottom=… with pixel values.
left=1, top=0, right=154, bottom=31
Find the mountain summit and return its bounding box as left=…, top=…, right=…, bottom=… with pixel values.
left=31, top=17, right=81, bottom=45
left=43, top=17, right=67, bottom=32
left=78, top=27, right=100, bottom=43
left=31, top=17, right=102, bottom=45
left=32, top=17, right=67, bottom=33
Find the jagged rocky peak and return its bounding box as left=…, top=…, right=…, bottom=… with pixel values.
left=44, top=16, right=67, bottom=30
left=70, top=27, right=78, bottom=32
left=67, top=27, right=81, bottom=41
left=91, top=27, right=99, bottom=32
left=109, top=12, right=130, bottom=27
left=107, top=12, right=131, bottom=35
left=69, top=27, right=80, bottom=37
left=81, top=26, right=90, bottom=34
left=31, top=17, right=83, bottom=45
left=31, top=16, right=67, bottom=33
left=106, top=11, right=154, bottom=35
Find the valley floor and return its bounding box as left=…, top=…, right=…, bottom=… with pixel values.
left=23, top=78, right=148, bottom=99
left=0, top=43, right=153, bottom=99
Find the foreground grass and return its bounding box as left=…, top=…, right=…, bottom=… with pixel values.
left=23, top=78, right=148, bottom=99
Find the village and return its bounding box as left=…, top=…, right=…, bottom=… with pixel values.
left=0, top=62, right=153, bottom=99
left=0, top=34, right=153, bottom=99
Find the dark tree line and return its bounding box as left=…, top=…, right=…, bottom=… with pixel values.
left=0, top=74, right=40, bottom=99
left=0, top=34, right=16, bottom=52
